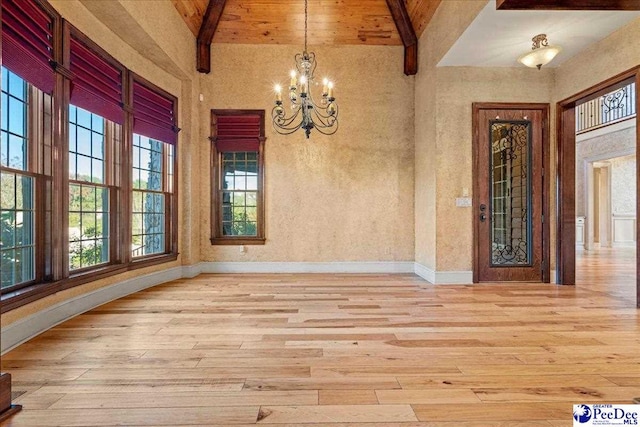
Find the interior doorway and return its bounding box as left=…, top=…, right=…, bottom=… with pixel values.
left=575, top=84, right=637, bottom=298
left=557, top=67, right=639, bottom=307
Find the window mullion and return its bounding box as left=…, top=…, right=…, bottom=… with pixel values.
left=51, top=22, right=72, bottom=280
left=121, top=71, right=134, bottom=265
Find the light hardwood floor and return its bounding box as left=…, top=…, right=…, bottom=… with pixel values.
left=1, top=248, right=638, bottom=426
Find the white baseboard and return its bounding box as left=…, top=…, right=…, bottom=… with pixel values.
left=613, top=241, right=636, bottom=248
left=181, top=263, right=203, bottom=278
left=413, top=262, right=435, bottom=283
left=413, top=263, right=473, bottom=284
left=199, top=261, right=415, bottom=274
left=1, top=266, right=184, bottom=354
left=435, top=270, right=474, bottom=284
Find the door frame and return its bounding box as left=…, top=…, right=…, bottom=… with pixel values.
left=556, top=66, right=640, bottom=308
left=472, top=103, right=551, bottom=283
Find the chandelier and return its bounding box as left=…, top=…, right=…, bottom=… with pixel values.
left=518, top=34, right=562, bottom=70
left=272, top=0, right=338, bottom=139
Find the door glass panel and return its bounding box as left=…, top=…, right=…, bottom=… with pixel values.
left=490, top=121, right=531, bottom=266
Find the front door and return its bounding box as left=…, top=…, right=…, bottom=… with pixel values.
left=473, top=104, right=548, bottom=282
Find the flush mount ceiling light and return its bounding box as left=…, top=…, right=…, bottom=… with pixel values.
left=518, top=34, right=562, bottom=70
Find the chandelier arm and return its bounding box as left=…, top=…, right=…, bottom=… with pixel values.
left=272, top=122, right=303, bottom=135
left=309, top=102, right=338, bottom=121
left=313, top=124, right=339, bottom=135
left=272, top=104, right=303, bottom=128
left=309, top=114, right=338, bottom=135
left=308, top=107, right=332, bottom=127
left=273, top=122, right=304, bottom=135
left=272, top=107, right=304, bottom=134
left=309, top=105, right=338, bottom=129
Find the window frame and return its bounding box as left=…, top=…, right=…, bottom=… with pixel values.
left=67, top=105, right=113, bottom=273
left=0, top=65, right=47, bottom=291
left=210, top=109, right=265, bottom=245
left=0, top=4, right=180, bottom=312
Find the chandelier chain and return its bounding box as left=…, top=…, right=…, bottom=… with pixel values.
left=304, top=0, right=308, bottom=52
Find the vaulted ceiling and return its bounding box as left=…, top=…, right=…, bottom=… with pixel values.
left=171, top=0, right=440, bottom=46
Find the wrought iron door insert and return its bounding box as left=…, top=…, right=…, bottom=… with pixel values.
left=489, top=121, right=532, bottom=266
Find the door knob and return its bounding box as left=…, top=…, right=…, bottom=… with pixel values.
left=480, top=213, right=487, bottom=222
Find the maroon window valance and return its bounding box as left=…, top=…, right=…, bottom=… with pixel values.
left=70, top=35, right=123, bottom=124
left=1, top=0, right=55, bottom=93
left=133, top=80, right=177, bottom=145
left=215, top=115, right=261, bottom=152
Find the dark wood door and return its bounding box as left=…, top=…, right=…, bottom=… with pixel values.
left=474, top=105, right=548, bottom=282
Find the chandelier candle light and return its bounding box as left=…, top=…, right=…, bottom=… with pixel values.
left=272, top=0, right=338, bottom=138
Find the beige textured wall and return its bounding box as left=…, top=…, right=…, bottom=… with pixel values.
left=415, top=0, right=553, bottom=272
left=414, top=0, right=487, bottom=271
left=555, top=17, right=640, bottom=102
left=576, top=126, right=636, bottom=217
left=611, top=154, right=637, bottom=215
left=3, top=0, right=198, bottom=326
left=199, top=44, right=415, bottom=262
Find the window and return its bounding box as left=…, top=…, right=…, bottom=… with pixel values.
left=0, top=1, right=180, bottom=312
left=1, top=69, right=36, bottom=289
left=132, top=134, right=174, bottom=257
left=68, top=105, right=110, bottom=270
left=210, top=110, right=265, bottom=245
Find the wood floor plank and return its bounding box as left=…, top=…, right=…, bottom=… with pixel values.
left=256, top=405, right=418, bottom=423
left=318, top=390, right=378, bottom=405
left=244, top=377, right=401, bottom=391
left=412, top=402, right=569, bottom=421
left=2, top=407, right=259, bottom=426
left=77, top=366, right=310, bottom=380
left=49, top=391, right=319, bottom=409
left=458, top=363, right=640, bottom=376
left=376, top=389, right=481, bottom=404
left=473, top=386, right=640, bottom=402
left=30, top=379, right=246, bottom=394
left=398, top=374, right=618, bottom=389
left=311, top=366, right=461, bottom=377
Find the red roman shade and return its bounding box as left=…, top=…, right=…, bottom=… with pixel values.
left=215, top=115, right=261, bottom=152
left=1, top=0, right=55, bottom=93
left=70, top=35, right=124, bottom=124
left=133, top=80, right=177, bottom=145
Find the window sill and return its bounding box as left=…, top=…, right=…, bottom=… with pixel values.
left=1, top=253, right=178, bottom=313
left=210, top=237, right=266, bottom=246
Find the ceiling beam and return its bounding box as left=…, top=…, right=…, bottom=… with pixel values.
left=496, top=0, right=640, bottom=10
left=197, top=0, right=227, bottom=74
left=386, top=0, right=418, bottom=75
left=408, top=0, right=442, bottom=38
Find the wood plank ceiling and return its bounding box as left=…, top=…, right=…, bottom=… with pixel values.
left=172, top=0, right=439, bottom=46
